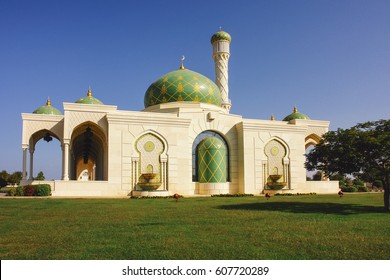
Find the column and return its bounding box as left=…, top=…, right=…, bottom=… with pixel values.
left=161, top=161, right=167, bottom=190
left=29, top=148, right=34, bottom=180
left=132, top=158, right=139, bottom=189
left=22, top=147, right=27, bottom=180
left=62, top=142, right=69, bottom=181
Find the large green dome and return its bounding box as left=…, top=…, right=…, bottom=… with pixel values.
left=283, top=106, right=310, bottom=121
left=75, top=88, right=103, bottom=105
left=144, top=68, right=221, bottom=108
left=33, top=99, right=62, bottom=115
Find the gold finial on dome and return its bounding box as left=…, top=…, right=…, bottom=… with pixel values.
left=293, top=106, right=298, bottom=113
left=180, top=55, right=185, bottom=70
left=87, top=86, right=92, bottom=97
left=46, top=97, right=51, bottom=106
left=271, top=115, right=275, bottom=121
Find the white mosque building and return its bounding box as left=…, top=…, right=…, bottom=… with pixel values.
left=21, top=30, right=338, bottom=197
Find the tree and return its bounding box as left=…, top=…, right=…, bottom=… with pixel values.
left=0, top=170, right=10, bottom=188
left=306, top=119, right=390, bottom=211
left=8, top=171, right=22, bottom=185
left=34, top=171, right=45, bottom=181
left=312, top=171, right=322, bottom=181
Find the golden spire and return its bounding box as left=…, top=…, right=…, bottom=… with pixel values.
left=87, top=87, right=92, bottom=97
left=293, top=106, right=298, bottom=113
left=46, top=97, right=51, bottom=106
left=271, top=115, right=275, bottom=121
left=180, top=55, right=185, bottom=70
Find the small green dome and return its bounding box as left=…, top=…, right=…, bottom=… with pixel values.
left=144, top=68, right=221, bottom=108
left=211, top=30, right=232, bottom=44
left=75, top=88, right=103, bottom=105
left=283, top=106, right=310, bottom=121
left=33, top=99, right=62, bottom=115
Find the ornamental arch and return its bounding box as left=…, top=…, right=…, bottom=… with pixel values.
left=69, top=122, right=108, bottom=181
left=305, top=133, right=321, bottom=150
left=263, top=138, right=290, bottom=189
left=132, top=131, right=168, bottom=190
left=26, top=129, right=62, bottom=180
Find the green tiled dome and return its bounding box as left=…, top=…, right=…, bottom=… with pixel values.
left=283, top=106, right=310, bottom=121
left=144, top=68, right=221, bottom=108
left=197, top=137, right=227, bottom=183
left=75, top=88, right=103, bottom=105
left=33, top=99, right=62, bottom=115
left=211, top=30, right=232, bottom=44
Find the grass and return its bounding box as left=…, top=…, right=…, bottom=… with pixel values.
left=0, top=193, right=389, bottom=260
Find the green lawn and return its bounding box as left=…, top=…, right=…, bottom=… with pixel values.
left=0, top=193, right=389, bottom=260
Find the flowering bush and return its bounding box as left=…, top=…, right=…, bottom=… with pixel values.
left=23, top=185, right=35, bottom=196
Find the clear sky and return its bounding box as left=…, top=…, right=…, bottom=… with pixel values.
left=1, top=0, right=389, bottom=180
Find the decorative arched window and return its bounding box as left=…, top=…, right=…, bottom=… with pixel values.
left=192, top=131, right=229, bottom=182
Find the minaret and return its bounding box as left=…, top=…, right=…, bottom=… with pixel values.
left=211, top=29, right=232, bottom=112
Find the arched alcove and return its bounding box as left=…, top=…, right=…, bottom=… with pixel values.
left=264, top=139, right=290, bottom=189
left=133, top=132, right=168, bottom=190
left=192, top=130, right=230, bottom=182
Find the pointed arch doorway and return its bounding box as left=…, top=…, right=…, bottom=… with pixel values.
left=70, top=122, right=107, bottom=181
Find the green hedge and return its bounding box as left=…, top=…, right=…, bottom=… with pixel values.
left=341, top=186, right=358, bottom=192
left=34, top=184, right=51, bottom=196
left=211, top=194, right=254, bottom=197
left=357, top=186, right=368, bottom=192
left=7, top=184, right=51, bottom=196
left=0, top=187, right=14, bottom=194
left=16, top=186, right=24, bottom=196
left=7, top=188, right=16, bottom=196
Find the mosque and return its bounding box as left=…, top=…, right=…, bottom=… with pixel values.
left=20, top=30, right=338, bottom=196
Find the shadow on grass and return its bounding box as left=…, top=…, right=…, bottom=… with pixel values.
left=216, top=202, right=385, bottom=215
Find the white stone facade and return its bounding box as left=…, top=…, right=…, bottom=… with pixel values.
left=21, top=101, right=338, bottom=196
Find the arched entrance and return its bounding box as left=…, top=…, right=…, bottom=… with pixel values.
left=27, top=129, right=62, bottom=180
left=70, top=122, right=107, bottom=181
left=305, top=133, right=322, bottom=180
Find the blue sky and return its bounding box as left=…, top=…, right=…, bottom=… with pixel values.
left=1, top=0, right=389, bottom=179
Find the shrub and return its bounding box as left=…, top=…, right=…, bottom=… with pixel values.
left=16, top=186, right=24, bottom=196
left=357, top=185, right=368, bottom=192
left=35, top=184, right=51, bottom=196
left=354, top=179, right=365, bottom=187
left=23, top=185, right=35, bottom=196
left=7, top=188, right=16, bottom=196
left=274, top=193, right=317, bottom=196
left=0, top=187, right=15, bottom=194
left=341, top=186, right=357, bottom=192
left=373, top=180, right=383, bottom=188
left=211, top=193, right=254, bottom=197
